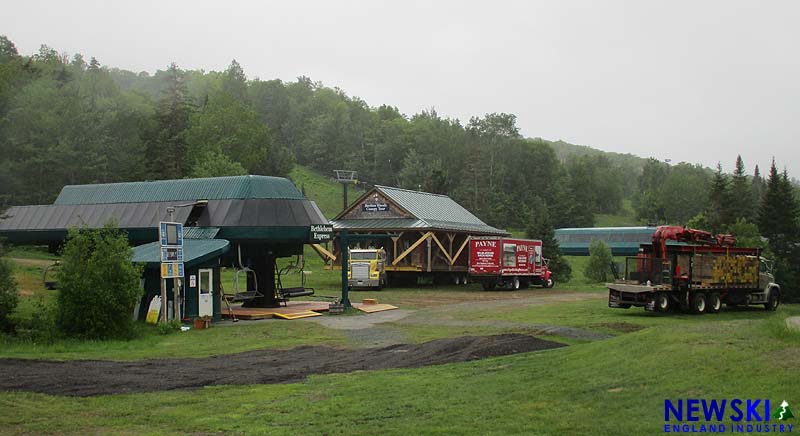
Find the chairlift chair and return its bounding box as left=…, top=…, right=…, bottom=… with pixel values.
left=275, top=255, right=315, bottom=306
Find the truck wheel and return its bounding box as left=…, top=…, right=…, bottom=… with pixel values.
left=690, top=293, right=707, bottom=314
left=764, top=288, right=780, bottom=311
left=707, top=293, right=721, bottom=313
left=545, top=277, right=554, bottom=288
left=655, top=293, right=670, bottom=312
left=512, top=277, right=520, bottom=290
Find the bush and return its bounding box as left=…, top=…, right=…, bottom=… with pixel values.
left=584, top=239, right=613, bottom=283
left=56, top=225, right=143, bottom=340
left=157, top=319, right=182, bottom=335
left=0, top=241, right=18, bottom=333
left=11, top=297, right=60, bottom=343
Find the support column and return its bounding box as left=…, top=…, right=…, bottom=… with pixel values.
left=243, top=248, right=279, bottom=308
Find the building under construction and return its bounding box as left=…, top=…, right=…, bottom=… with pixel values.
left=323, top=185, right=507, bottom=284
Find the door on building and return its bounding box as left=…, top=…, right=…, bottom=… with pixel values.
left=198, top=268, right=213, bottom=318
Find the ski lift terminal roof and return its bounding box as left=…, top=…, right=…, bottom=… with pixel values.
left=54, top=175, right=305, bottom=205
left=0, top=175, right=328, bottom=245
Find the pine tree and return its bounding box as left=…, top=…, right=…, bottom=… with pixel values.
left=730, top=155, right=753, bottom=222
left=758, top=160, right=800, bottom=301
left=145, top=63, right=194, bottom=179
left=751, top=164, right=765, bottom=206
left=708, top=163, right=732, bottom=232
left=525, top=205, right=572, bottom=282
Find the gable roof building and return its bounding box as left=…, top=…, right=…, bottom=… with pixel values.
left=332, top=185, right=506, bottom=235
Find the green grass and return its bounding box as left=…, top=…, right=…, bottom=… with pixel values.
left=5, top=246, right=58, bottom=261
left=0, top=320, right=346, bottom=361
left=2, top=300, right=798, bottom=434
left=288, top=165, right=365, bottom=218
left=594, top=199, right=641, bottom=227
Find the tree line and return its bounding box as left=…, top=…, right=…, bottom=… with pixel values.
left=0, top=36, right=628, bottom=232
left=0, top=36, right=798, bottom=296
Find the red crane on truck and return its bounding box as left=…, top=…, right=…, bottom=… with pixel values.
left=608, top=226, right=780, bottom=314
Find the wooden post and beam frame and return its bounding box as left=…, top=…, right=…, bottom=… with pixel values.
left=450, top=236, right=471, bottom=266
left=311, top=243, right=336, bottom=262
left=390, top=231, right=473, bottom=269
left=392, top=231, right=433, bottom=266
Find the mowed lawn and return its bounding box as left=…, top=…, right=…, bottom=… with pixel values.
left=2, top=250, right=799, bottom=434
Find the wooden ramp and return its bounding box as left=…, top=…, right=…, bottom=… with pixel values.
left=223, top=301, right=331, bottom=320
left=353, top=303, right=398, bottom=313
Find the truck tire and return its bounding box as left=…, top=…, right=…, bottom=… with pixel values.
left=764, top=288, right=780, bottom=311
left=707, top=293, right=721, bottom=313
left=655, top=292, right=670, bottom=312
left=544, top=277, right=554, bottom=288
left=690, top=292, right=707, bottom=314
left=512, top=277, right=520, bottom=290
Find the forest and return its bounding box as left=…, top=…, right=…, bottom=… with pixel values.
left=0, top=35, right=799, bottom=296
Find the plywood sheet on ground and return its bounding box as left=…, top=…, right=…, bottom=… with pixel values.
left=353, top=303, right=398, bottom=313
left=273, top=310, right=323, bottom=320
left=223, top=301, right=331, bottom=320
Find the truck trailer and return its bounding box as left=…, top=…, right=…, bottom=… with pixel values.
left=607, top=226, right=781, bottom=314
left=469, top=237, right=553, bottom=290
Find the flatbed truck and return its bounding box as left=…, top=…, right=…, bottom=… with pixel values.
left=607, top=226, right=781, bottom=313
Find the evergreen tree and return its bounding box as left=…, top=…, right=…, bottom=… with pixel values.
left=758, top=160, right=800, bottom=301
left=525, top=205, right=572, bottom=281
left=145, top=63, right=194, bottom=179
left=708, top=163, right=732, bottom=232
left=730, top=155, right=753, bottom=222
left=751, top=164, right=765, bottom=207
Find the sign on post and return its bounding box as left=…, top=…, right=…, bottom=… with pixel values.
left=310, top=224, right=334, bottom=243
left=161, top=262, right=184, bottom=278
left=159, top=222, right=184, bottom=277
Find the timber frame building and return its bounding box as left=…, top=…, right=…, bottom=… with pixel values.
left=327, top=185, right=507, bottom=282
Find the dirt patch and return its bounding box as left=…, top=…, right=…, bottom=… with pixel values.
left=0, top=334, right=564, bottom=397
left=592, top=322, right=645, bottom=333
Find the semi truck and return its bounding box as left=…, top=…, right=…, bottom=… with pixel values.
left=607, top=226, right=781, bottom=314
left=468, top=237, right=553, bottom=290
left=347, top=248, right=388, bottom=290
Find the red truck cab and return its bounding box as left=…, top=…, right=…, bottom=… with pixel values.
left=469, top=237, right=553, bottom=290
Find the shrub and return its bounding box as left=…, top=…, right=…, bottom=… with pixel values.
left=584, top=239, right=613, bottom=283
left=0, top=240, right=18, bottom=333
left=157, top=319, right=182, bottom=335
left=56, top=225, right=142, bottom=340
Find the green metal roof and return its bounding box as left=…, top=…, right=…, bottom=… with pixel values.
left=183, top=227, right=220, bottom=239
left=132, top=239, right=230, bottom=267
left=54, top=175, right=304, bottom=205
left=332, top=218, right=426, bottom=230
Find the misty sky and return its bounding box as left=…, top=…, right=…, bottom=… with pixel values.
left=3, top=0, right=799, bottom=176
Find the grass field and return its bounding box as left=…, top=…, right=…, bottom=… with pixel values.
left=3, top=246, right=799, bottom=435
left=288, top=165, right=365, bottom=218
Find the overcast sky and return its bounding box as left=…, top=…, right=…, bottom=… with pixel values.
left=3, top=0, right=799, bottom=176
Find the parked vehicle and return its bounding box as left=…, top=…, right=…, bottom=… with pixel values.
left=468, top=237, right=553, bottom=290
left=347, top=248, right=388, bottom=290
left=607, top=226, right=781, bottom=313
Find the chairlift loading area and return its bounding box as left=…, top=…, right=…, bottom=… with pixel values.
left=0, top=175, right=331, bottom=320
